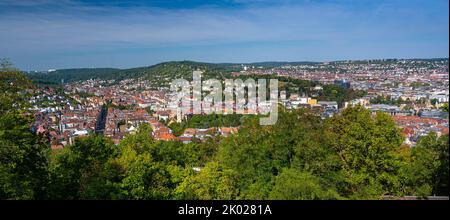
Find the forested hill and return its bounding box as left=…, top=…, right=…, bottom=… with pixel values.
left=25, top=59, right=449, bottom=86
left=25, top=60, right=321, bottom=85
left=25, top=61, right=236, bottom=85
left=26, top=68, right=120, bottom=85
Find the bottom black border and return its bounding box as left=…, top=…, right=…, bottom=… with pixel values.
left=1, top=200, right=448, bottom=219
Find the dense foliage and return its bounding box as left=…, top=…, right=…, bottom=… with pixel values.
left=1, top=60, right=49, bottom=199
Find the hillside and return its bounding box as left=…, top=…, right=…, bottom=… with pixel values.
left=26, top=68, right=121, bottom=85
left=24, top=60, right=325, bottom=85
left=25, top=58, right=448, bottom=86
left=25, top=61, right=233, bottom=86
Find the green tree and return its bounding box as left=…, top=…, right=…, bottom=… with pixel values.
left=430, top=98, right=439, bottom=106
left=441, top=103, right=449, bottom=113
left=168, top=121, right=185, bottom=136
left=1, top=60, right=33, bottom=115
left=111, top=124, right=176, bottom=199
left=406, top=133, right=449, bottom=196
left=47, top=135, right=117, bottom=199
left=175, top=162, right=239, bottom=200
left=269, top=168, right=340, bottom=200
left=0, top=112, right=49, bottom=199
left=1, top=62, right=49, bottom=199
left=324, top=106, right=404, bottom=199
left=113, top=145, right=172, bottom=199
left=217, top=108, right=337, bottom=199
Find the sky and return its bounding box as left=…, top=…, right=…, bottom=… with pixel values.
left=0, top=0, right=448, bottom=70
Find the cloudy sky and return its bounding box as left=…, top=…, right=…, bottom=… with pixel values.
left=0, top=0, right=448, bottom=70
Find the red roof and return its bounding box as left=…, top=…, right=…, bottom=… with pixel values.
left=155, top=133, right=176, bottom=141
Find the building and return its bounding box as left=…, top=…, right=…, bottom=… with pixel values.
left=334, top=79, right=351, bottom=89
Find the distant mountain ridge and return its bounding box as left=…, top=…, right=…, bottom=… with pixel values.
left=26, top=61, right=234, bottom=85
left=25, top=58, right=449, bottom=85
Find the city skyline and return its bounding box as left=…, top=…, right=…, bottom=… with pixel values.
left=0, top=0, right=448, bottom=70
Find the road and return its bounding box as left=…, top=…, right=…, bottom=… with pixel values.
left=95, top=104, right=107, bottom=134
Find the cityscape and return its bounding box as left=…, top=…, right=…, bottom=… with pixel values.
left=28, top=59, right=449, bottom=149
left=0, top=1, right=448, bottom=216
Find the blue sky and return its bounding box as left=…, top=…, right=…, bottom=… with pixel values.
left=0, top=0, right=448, bottom=70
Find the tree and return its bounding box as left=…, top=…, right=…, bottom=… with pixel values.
left=0, top=112, right=49, bottom=199
left=269, top=168, right=340, bottom=200
left=216, top=108, right=339, bottom=199
left=47, top=135, right=117, bottom=199
left=111, top=123, right=178, bottom=199
left=406, top=133, right=449, bottom=196
left=217, top=115, right=279, bottom=199
left=441, top=103, right=449, bottom=113
left=168, top=121, right=185, bottom=136
left=1, top=62, right=49, bottom=199
left=175, top=162, right=239, bottom=200
left=113, top=145, right=172, bottom=199
left=431, top=98, right=439, bottom=106
left=1, top=59, right=33, bottom=115
left=0, top=58, right=14, bottom=70
left=324, top=105, right=404, bottom=199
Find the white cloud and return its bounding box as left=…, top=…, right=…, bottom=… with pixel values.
left=0, top=0, right=447, bottom=69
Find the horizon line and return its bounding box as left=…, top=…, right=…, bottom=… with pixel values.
left=22, top=57, right=450, bottom=72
